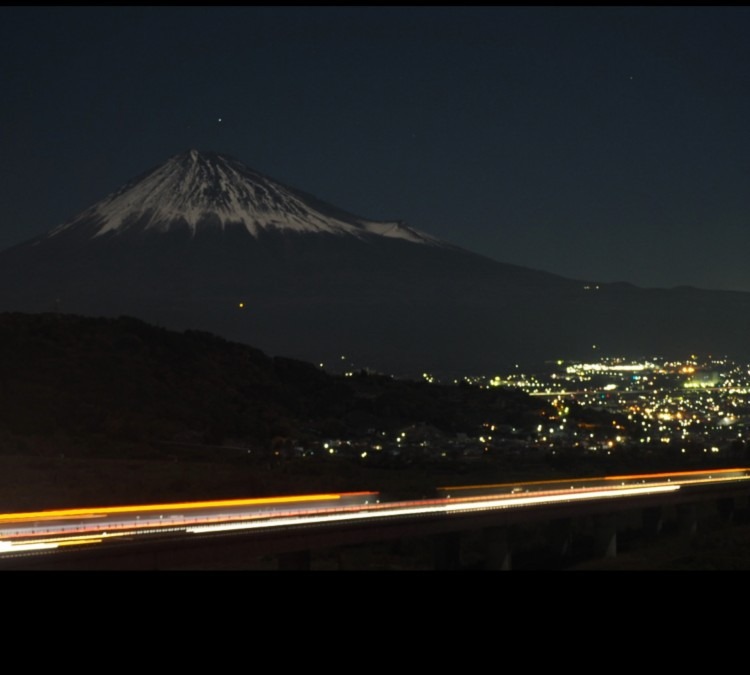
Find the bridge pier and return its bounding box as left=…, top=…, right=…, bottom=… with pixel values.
left=433, top=532, right=462, bottom=570
left=546, top=518, right=574, bottom=559
left=642, top=506, right=664, bottom=537
left=717, top=497, right=735, bottom=524
left=482, top=526, right=512, bottom=570
left=593, top=513, right=617, bottom=558
left=677, top=503, right=698, bottom=536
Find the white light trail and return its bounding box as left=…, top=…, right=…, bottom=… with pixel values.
left=185, top=484, right=681, bottom=535
left=0, top=540, right=59, bottom=553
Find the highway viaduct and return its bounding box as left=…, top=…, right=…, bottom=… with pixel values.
left=3, top=477, right=749, bottom=570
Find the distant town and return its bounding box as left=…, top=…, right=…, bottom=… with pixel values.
left=298, top=354, right=750, bottom=472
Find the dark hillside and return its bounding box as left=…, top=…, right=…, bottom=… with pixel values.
left=0, top=312, right=549, bottom=449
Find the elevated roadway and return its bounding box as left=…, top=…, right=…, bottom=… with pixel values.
left=1, top=468, right=748, bottom=569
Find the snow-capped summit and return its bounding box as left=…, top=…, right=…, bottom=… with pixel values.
left=46, top=149, right=441, bottom=246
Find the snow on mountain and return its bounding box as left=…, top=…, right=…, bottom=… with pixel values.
left=45, top=149, right=443, bottom=246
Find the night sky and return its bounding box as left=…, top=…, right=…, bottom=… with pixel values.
left=2, top=6, right=749, bottom=291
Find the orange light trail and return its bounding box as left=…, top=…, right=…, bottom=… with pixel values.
left=603, top=467, right=750, bottom=481
left=439, top=468, right=750, bottom=492
left=0, top=491, right=378, bottom=523
left=440, top=476, right=598, bottom=491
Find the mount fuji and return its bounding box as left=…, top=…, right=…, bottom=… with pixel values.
left=43, top=149, right=445, bottom=246
left=2, top=149, right=750, bottom=375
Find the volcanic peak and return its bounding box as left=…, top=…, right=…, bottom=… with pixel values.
left=46, top=149, right=441, bottom=246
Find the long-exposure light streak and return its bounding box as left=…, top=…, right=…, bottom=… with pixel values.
left=443, top=484, right=680, bottom=513
left=184, top=484, right=681, bottom=535
left=0, top=492, right=376, bottom=524
left=0, top=540, right=58, bottom=553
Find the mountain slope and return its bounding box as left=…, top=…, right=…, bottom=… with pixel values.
left=2, top=150, right=750, bottom=375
